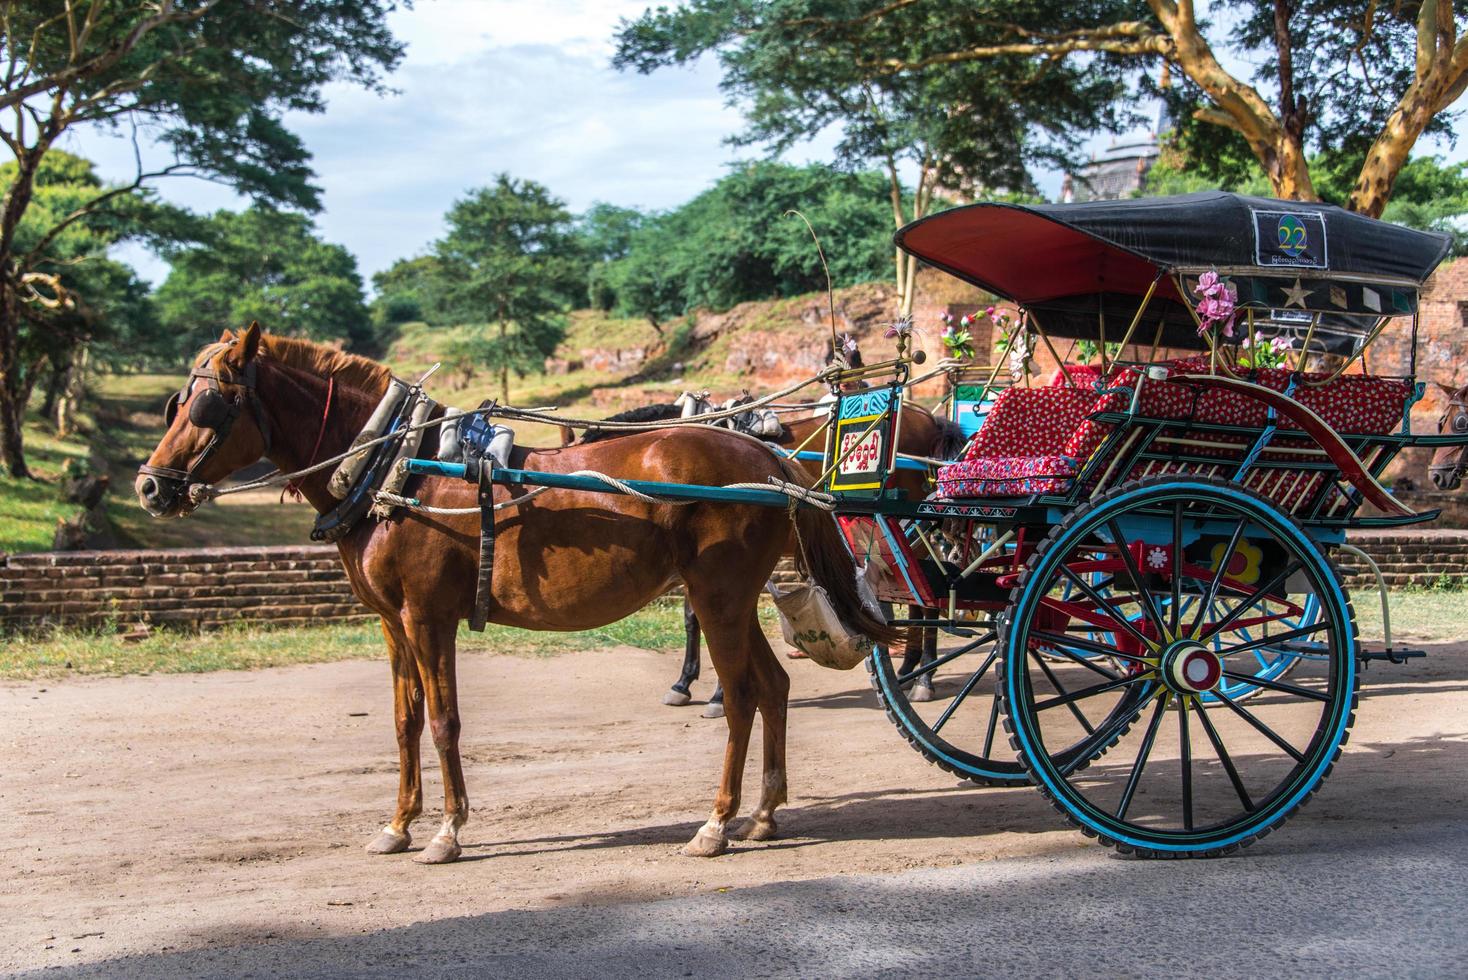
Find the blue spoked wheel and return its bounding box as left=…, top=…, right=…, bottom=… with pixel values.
left=1001, top=476, right=1359, bottom=858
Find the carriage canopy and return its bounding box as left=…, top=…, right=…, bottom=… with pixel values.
left=895, top=191, right=1454, bottom=351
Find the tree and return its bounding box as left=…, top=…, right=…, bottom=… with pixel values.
left=430, top=175, right=582, bottom=403
left=0, top=151, right=159, bottom=439
left=154, top=206, right=371, bottom=354
left=601, top=162, right=897, bottom=323
left=0, top=1, right=403, bottom=476
left=577, top=203, right=647, bottom=312
left=616, top=1, right=1129, bottom=313
left=620, top=2, right=1468, bottom=221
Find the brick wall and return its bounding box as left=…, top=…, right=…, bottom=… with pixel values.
left=2, top=531, right=1465, bottom=633
left=0, top=546, right=368, bottom=631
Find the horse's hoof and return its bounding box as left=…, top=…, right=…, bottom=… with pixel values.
left=731, top=817, right=777, bottom=842
left=364, top=827, right=411, bottom=855
left=681, top=825, right=728, bottom=858
left=662, top=689, right=692, bottom=707
left=701, top=701, right=725, bottom=719
left=910, top=681, right=936, bottom=703
left=413, top=835, right=462, bottom=865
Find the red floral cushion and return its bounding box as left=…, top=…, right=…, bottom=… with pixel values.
left=936, top=353, right=1411, bottom=500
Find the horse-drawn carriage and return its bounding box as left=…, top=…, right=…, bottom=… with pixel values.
left=141, top=191, right=1460, bottom=862
left=832, top=191, right=1458, bottom=856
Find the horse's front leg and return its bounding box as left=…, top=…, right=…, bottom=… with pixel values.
left=404, top=613, right=468, bottom=864
left=365, top=619, right=424, bottom=855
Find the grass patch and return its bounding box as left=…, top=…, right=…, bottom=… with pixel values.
left=0, top=599, right=773, bottom=680
left=1354, top=589, right=1468, bottom=643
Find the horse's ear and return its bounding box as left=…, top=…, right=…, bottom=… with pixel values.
left=227, top=322, right=262, bottom=368
left=218, top=328, right=235, bottom=343
left=1435, top=380, right=1460, bottom=399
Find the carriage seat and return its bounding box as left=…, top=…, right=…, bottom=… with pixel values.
left=935, top=355, right=1413, bottom=499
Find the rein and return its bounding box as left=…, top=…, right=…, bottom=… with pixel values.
left=282, top=374, right=335, bottom=502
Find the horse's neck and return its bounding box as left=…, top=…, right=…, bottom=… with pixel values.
left=256, top=359, right=382, bottom=515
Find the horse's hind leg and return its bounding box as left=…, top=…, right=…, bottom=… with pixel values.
left=679, top=600, right=766, bottom=858
left=403, top=612, right=468, bottom=864
left=365, top=619, right=424, bottom=855
left=663, top=598, right=700, bottom=707
left=731, top=617, right=788, bottom=842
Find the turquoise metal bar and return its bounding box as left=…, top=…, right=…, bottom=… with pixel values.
left=402, top=458, right=806, bottom=508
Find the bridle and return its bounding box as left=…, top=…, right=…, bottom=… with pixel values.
left=1431, top=389, right=1468, bottom=487
left=139, top=342, right=273, bottom=509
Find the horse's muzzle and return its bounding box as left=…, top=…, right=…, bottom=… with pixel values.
left=1429, top=464, right=1463, bottom=492
left=136, top=470, right=187, bottom=517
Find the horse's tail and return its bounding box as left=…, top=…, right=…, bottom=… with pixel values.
left=774, top=456, right=906, bottom=647
left=930, top=414, right=970, bottom=461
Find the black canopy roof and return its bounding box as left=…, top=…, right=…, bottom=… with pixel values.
left=895, top=192, right=1453, bottom=351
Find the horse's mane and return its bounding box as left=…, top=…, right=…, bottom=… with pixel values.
left=930, top=414, right=969, bottom=461
left=256, top=334, right=393, bottom=396
left=577, top=403, right=682, bottom=443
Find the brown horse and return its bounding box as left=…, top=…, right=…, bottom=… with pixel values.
left=1429, top=381, right=1468, bottom=490
left=135, top=325, right=895, bottom=864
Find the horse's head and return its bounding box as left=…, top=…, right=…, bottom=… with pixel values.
left=1430, top=380, right=1468, bottom=491
left=136, top=323, right=273, bottom=517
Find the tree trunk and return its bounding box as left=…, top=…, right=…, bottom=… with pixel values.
left=56, top=345, right=87, bottom=438
left=40, top=355, right=66, bottom=420
left=0, top=290, right=29, bottom=478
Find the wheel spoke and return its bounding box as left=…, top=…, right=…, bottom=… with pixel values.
left=1189, top=520, right=1246, bottom=636
left=1215, top=622, right=1330, bottom=658
left=1031, top=630, right=1147, bottom=672
left=1058, top=563, right=1155, bottom=651
left=1195, top=702, right=1256, bottom=812
left=1213, top=689, right=1307, bottom=764
left=897, top=631, right=996, bottom=686
left=1218, top=669, right=1331, bottom=702
left=1179, top=696, right=1194, bottom=831
left=982, top=680, right=1002, bottom=757
left=1116, top=692, right=1170, bottom=820
left=1033, top=671, right=1153, bottom=713
left=1030, top=649, right=1096, bottom=734
left=1202, top=561, right=1303, bottom=643
left=1169, top=502, right=1183, bottom=636
left=931, top=657, right=992, bottom=734
left=1107, top=519, right=1167, bottom=638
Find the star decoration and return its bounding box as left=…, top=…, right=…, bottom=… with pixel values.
left=1280, top=278, right=1312, bottom=308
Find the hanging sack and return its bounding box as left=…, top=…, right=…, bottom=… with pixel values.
left=767, top=577, right=875, bottom=670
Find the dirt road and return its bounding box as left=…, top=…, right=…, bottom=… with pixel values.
left=4, top=641, right=1467, bottom=974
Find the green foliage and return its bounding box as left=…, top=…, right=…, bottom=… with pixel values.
left=154, top=207, right=370, bottom=354
left=601, top=161, right=896, bottom=323
left=578, top=203, right=648, bottom=311
left=615, top=0, right=1134, bottom=194
left=0, top=151, right=161, bottom=372
left=1145, top=149, right=1468, bottom=255
left=425, top=175, right=583, bottom=399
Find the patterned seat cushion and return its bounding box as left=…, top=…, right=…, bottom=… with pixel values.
left=936, top=353, right=1412, bottom=499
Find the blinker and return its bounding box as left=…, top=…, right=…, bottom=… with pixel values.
left=188, top=387, right=235, bottom=430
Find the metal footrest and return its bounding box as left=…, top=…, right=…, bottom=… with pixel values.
left=1358, top=648, right=1426, bottom=667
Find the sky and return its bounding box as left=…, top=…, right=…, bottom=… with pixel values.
left=67, top=0, right=798, bottom=285
left=62, top=0, right=1465, bottom=289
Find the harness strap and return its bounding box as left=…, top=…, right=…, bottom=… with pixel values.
left=469, top=459, right=497, bottom=632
